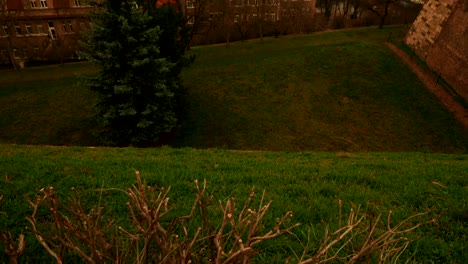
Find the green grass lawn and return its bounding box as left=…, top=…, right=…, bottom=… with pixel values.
left=0, top=25, right=466, bottom=152
left=0, top=62, right=98, bottom=146
left=0, top=145, right=467, bottom=262
left=177, top=25, right=467, bottom=152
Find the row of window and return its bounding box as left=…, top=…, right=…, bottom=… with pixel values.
left=199, top=8, right=310, bottom=20
left=0, top=47, right=40, bottom=60
left=186, top=0, right=310, bottom=8
left=187, top=8, right=309, bottom=24
left=29, top=0, right=84, bottom=9
left=233, top=13, right=277, bottom=22
left=29, top=0, right=48, bottom=8
left=0, top=21, right=89, bottom=38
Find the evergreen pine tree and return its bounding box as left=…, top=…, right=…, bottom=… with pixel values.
left=81, top=0, right=185, bottom=147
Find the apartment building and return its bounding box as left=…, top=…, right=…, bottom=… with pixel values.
left=0, top=0, right=316, bottom=67
left=184, top=0, right=316, bottom=44
left=0, top=0, right=96, bottom=67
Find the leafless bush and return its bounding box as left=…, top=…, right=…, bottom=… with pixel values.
left=19, top=172, right=434, bottom=263
left=297, top=202, right=435, bottom=264
left=0, top=195, right=26, bottom=264
left=213, top=189, right=300, bottom=263
left=26, top=186, right=116, bottom=263
left=25, top=171, right=300, bottom=263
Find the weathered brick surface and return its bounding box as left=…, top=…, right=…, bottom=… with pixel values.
left=406, top=0, right=467, bottom=101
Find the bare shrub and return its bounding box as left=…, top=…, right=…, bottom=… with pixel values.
left=21, top=172, right=434, bottom=263
left=25, top=172, right=300, bottom=263
left=297, top=202, right=435, bottom=263
left=213, top=189, right=300, bottom=263
left=26, top=186, right=116, bottom=263
left=0, top=195, right=26, bottom=264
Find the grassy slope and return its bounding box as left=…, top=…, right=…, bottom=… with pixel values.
left=177, top=25, right=467, bottom=152
left=0, top=25, right=466, bottom=152
left=0, top=62, right=98, bottom=146
left=1, top=145, right=467, bottom=262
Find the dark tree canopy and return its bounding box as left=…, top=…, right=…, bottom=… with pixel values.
left=81, top=0, right=191, bottom=147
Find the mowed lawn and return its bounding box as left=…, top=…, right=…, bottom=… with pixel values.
left=0, top=25, right=467, bottom=151
left=0, top=145, right=467, bottom=262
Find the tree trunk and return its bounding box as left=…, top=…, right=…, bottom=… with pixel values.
left=378, top=1, right=391, bottom=29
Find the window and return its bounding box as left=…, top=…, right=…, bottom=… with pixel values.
left=26, top=24, right=33, bottom=35
left=209, top=12, right=223, bottom=21
left=74, top=0, right=81, bottom=6
left=30, top=0, right=38, bottom=8
left=187, top=0, right=194, bottom=8
left=33, top=46, right=39, bottom=57
left=1, top=25, right=8, bottom=37
left=234, top=15, right=239, bottom=23
left=36, top=24, right=44, bottom=34
left=40, top=0, right=47, bottom=8
left=270, top=13, right=276, bottom=21
left=23, top=48, right=29, bottom=58
left=0, top=49, right=8, bottom=60
left=48, top=22, right=56, bottom=39
left=15, top=25, right=23, bottom=36
left=62, top=21, right=73, bottom=33
left=13, top=48, right=21, bottom=59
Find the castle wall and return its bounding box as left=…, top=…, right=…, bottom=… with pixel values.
left=406, top=0, right=467, bottom=101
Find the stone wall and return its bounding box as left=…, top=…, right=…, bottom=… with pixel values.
left=406, top=0, right=467, bottom=101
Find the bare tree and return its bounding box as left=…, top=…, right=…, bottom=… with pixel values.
left=177, top=0, right=211, bottom=47
left=233, top=0, right=251, bottom=41
left=253, top=0, right=266, bottom=40
left=317, top=0, right=333, bottom=20
left=365, top=0, right=399, bottom=28
left=350, top=0, right=362, bottom=19
left=213, top=0, right=235, bottom=44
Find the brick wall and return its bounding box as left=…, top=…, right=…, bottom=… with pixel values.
left=406, top=0, right=467, bottom=101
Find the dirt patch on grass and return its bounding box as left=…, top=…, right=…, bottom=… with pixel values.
left=387, top=43, right=468, bottom=129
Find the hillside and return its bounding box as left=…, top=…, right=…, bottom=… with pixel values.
left=0, top=25, right=466, bottom=152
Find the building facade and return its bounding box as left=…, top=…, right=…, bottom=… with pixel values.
left=184, top=0, right=316, bottom=44
left=0, top=0, right=96, bottom=67
left=1, top=0, right=316, bottom=67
